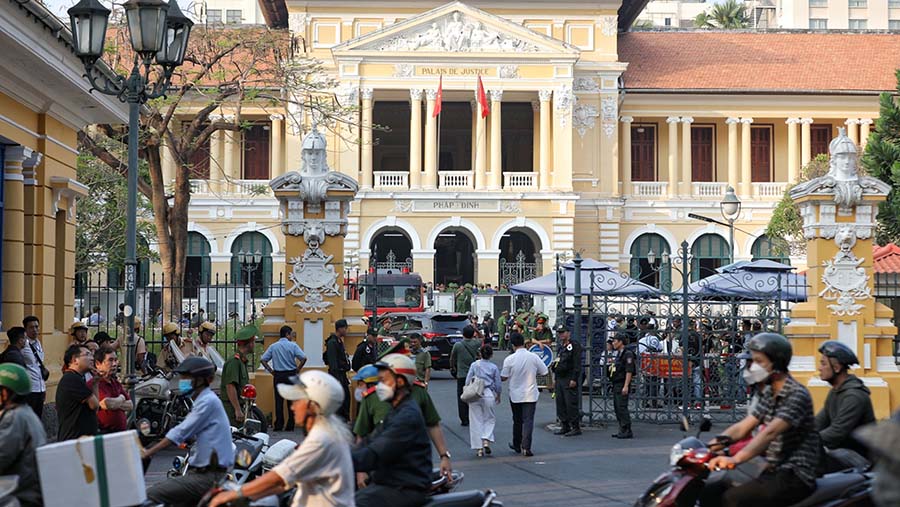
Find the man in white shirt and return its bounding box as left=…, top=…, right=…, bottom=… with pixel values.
left=501, top=332, right=549, bottom=457
left=21, top=316, right=47, bottom=417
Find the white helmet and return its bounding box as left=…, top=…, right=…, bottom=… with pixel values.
left=376, top=353, right=417, bottom=386
left=276, top=370, right=344, bottom=417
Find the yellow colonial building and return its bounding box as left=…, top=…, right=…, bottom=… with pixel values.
left=0, top=1, right=127, bottom=379
left=173, top=0, right=900, bottom=301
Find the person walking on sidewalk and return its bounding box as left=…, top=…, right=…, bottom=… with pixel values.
left=450, top=325, right=481, bottom=426
left=553, top=325, right=583, bottom=437
left=261, top=325, right=307, bottom=431
left=466, top=345, right=501, bottom=457
left=501, top=332, right=549, bottom=457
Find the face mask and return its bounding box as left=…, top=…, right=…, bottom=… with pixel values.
left=375, top=382, right=394, bottom=402
left=742, top=363, right=771, bottom=386
left=354, top=387, right=366, bottom=402
left=178, top=379, right=194, bottom=394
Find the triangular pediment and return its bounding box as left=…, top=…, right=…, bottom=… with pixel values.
left=332, top=2, right=578, bottom=56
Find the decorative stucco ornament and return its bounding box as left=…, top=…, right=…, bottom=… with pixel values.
left=286, top=246, right=341, bottom=314
left=572, top=104, right=599, bottom=138
left=818, top=225, right=871, bottom=316
left=365, top=11, right=541, bottom=53
left=600, top=16, right=618, bottom=37
left=498, top=64, right=519, bottom=79
left=573, top=77, right=600, bottom=93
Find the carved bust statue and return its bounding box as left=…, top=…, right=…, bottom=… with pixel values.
left=827, top=127, right=859, bottom=182
left=300, top=130, right=328, bottom=176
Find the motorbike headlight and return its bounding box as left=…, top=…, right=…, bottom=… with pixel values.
left=669, top=443, right=685, bottom=467
left=138, top=418, right=152, bottom=437
left=637, top=481, right=674, bottom=507
left=172, top=457, right=182, bottom=470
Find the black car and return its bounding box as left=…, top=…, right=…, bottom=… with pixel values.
left=378, top=312, right=471, bottom=370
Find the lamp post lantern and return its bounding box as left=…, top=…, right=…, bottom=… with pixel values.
left=720, top=186, right=742, bottom=265
left=69, top=0, right=193, bottom=377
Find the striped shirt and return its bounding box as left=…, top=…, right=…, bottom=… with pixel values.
left=752, top=375, right=820, bottom=486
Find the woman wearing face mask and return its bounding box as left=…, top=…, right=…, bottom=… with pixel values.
left=210, top=370, right=355, bottom=507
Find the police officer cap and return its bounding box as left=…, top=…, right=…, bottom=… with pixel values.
left=335, top=319, right=348, bottom=330
left=555, top=324, right=569, bottom=334
left=234, top=325, right=258, bottom=343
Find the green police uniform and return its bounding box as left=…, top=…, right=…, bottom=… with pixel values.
left=413, top=349, right=432, bottom=383
left=497, top=314, right=509, bottom=349
left=353, top=386, right=392, bottom=438
left=220, top=351, right=249, bottom=425
left=410, top=381, right=441, bottom=426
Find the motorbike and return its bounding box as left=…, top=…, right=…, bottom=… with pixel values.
left=634, top=418, right=874, bottom=507
left=167, top=427, right=271, bottom=484
left=238, top=384, right=268, bottom=434
left=126, top=367, right=192, bottom=446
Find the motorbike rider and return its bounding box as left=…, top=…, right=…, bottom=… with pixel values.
left=194, top=321, right=219, bottom=362
left=702, top=333, right=820, bottom=507
left=221, top=325, right=256, bottom=426
left=0, top=364, right=46, bottom=507
left=209, top=370, right=355, bottom=507
left=815, top=340, right=875, bottom=462
left=352, top=354, right=432, bottom=507
left=159, top=322, right=192, bottom=371
left=143, top=357, right=233, bottom=507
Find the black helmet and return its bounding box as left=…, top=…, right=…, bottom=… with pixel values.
left=818, top=340, right=859, bottom=367
left=747, top=333, right=792, bottom=372
left=173, top=357, right=216, bottom=378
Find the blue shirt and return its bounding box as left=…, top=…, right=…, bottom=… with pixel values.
left=165, top=388, right=234, bottom=468
left=261, top=337, right=307, bottom=372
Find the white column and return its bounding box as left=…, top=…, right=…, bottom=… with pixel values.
left=726, top=117, right=739, bottom=189
left=409, top=89, right=423, bottom=189
left=666, top=116, right=680, bottom=198
left=532, top=101, right=540, bottom=183
left=474, top=90, right=488, bottom=190
left=223, top=114, right=238, bottom=190
left=859, top=118, right=874, bottom=148
left=620, top=116, right=634, bottom=196
left=488, top=89, right=503, bottom=190
left=209, top=117, right=225, bottom=192
left=360, top=88, right=374, bottom=189
left=269, top=114, right=284, bottom=179
left=845, top=119, right=860, bottom=146
left=740, top=118, right=753, bottom=197
left=3, top=145, right=31, bottom=328
left=681, top=116, right=693, bottom=196
left=800, top=118, right=813, bottom=167
left=423, top=89, right=438, bottom=190
left=538, top=90, right=552, bottom=190
left=786, top=118, right=800, bottom=183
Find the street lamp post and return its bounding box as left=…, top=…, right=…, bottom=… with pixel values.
left=237, top=250, right=262, bottom=318
left=720, top=186, right=742, bottom=265
left=69, top=0, right=193, bottom=377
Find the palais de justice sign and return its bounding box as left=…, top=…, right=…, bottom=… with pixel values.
left=417, top=66, right=492, bottom=76
left=413, top=200, right=499, bottom=212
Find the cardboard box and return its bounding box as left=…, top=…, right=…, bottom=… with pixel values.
left=37, top=430, right=147, bottom=507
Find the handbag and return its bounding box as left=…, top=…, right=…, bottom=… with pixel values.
left=460, top=362, right=486, bottom=403
left=29, top=341, right=50, bottom=381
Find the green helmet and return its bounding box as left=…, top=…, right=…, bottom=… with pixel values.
left=0, top=363, right=31, bottom=396
left=747, top=333, right=793, bottom=372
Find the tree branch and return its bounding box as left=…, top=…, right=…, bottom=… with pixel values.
left=77, top=131, right=153, bottom=198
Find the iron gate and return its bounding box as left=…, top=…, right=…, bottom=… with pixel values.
left=560, top=243, right=805, bottom=426
left=500, top=250, right=540, bottom=286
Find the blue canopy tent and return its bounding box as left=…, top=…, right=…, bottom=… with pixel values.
left=510, top=258, right=660, bottom=297
left=687, top=259, right=808, bottom=302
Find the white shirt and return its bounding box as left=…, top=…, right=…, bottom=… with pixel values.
left=501, top=348, right=549, bottom=403
left=21, top=338, right=46, bottom=392
left=273, top=425, right=356, bottom=507
left=638, top=334, right=661, bottom=355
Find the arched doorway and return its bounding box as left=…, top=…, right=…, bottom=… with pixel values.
left=630, top=233, right=671, bottom=289
left=751, top=235, right=790, bottom=265
left=230, top=231, right=273, bottom=298
left=369, top=228, right=413, bottom=272
left=434, top=228, right=476, bottom=286
left=184, top=232, right=211, bottom=298
left=691, top=234, right=730, bottom=281
left=499, top=228, right=542, bottom=287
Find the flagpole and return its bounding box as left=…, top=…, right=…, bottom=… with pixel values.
left=436, top=76, right=442, bottom=175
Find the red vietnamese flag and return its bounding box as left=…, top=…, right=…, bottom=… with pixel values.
left=432, top=75, right=443, bottom=117
left=476, top=75, right=490, bottom=118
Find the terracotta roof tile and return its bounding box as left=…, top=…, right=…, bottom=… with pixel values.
left=874, top=243, right=900, bottom=273
left=619, top=32, right=900, bottom=93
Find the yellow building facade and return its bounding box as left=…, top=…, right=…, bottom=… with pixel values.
left=175, top=1, right=900, bottom=303
left=0, top=1, right=127, bottom=385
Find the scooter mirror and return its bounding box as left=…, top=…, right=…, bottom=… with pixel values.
left=680, top=416, right=691, bottom=433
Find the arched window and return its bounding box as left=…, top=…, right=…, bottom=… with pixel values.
left=184, top=232, right=212, bottom=297
left=629, top=233, right=671, bottom=289
left=691, top=234, right=730, bottom=281
left=751, top=235, right=790, bottom=265
left=230, top=232, right=273, bottom=298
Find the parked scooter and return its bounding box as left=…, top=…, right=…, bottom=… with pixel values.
left=634, top=418, right=874, bottom=507
left=127, top=367, right=192, bottom=446
left=238, top=384, right=268, bottom=434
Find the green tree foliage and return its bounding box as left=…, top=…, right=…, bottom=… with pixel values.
left=765, top=154, right=830, bottom=253
left=75, top=151, right=157, bottom=275
left=862, top=70, right=900, bottom=244
left=694, top=0, right=750, bottom=29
